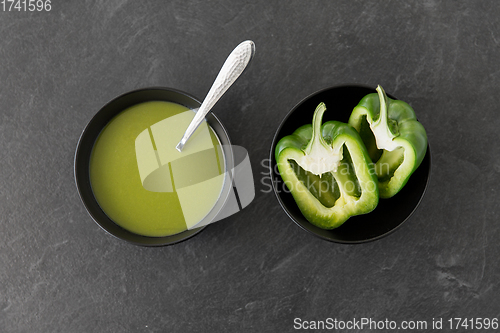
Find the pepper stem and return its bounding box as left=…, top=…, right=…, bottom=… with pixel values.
left=296, top=103, right=342, bottom=176
left=305, top=102, right=328, bottom=155
left=376, top=86, right=390, bottom=130
left=370, top=85, right=399, bottom=151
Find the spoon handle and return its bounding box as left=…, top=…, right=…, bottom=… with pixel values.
left=176, top=40, right=255, bottom=152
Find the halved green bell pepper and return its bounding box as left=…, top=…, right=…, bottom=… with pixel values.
left=348, top=85, right=427, bottom=198
left=275, top=103, right=378, bottom=229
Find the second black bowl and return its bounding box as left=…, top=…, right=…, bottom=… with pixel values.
left=270, top=85, right=431, bottom=243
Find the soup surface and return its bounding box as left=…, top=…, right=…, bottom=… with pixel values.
left=90, top=101, right=225, bottom=237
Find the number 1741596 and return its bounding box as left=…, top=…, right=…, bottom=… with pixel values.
left=1, top=0, right=51, bottom=11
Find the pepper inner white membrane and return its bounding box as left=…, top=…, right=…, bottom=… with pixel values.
left=358, top=115, right=405, bottom=182
left=288, top=144, right=362, bottom=209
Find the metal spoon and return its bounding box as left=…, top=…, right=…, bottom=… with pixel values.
left=176, top=40, right=255, bottom=152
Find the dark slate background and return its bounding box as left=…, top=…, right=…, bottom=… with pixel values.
left=1, top=1, right=499, bottom=332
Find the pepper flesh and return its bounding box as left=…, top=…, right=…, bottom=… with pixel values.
left=276, top=103, right=378, bottom=229
left=348, top=85, right=427, bottom=198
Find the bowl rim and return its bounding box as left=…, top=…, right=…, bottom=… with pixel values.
left=74, top=86, right=232, bottom=246
left=269, top=83, right=432, bottom=244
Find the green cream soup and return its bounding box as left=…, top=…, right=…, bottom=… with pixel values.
left=90, top=101, right=225, bottom=237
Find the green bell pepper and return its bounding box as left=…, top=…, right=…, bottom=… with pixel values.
left=275, top=102, right=378, bottom=229
left=348, top=85, right=428, bottom=198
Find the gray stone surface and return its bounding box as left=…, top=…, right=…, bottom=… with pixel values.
left=1, top=1, right=499, bottom=332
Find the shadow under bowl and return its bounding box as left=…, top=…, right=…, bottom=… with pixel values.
left=270, top=84, right=431, bottom=244
left=74, top=87, right=232, bottom=246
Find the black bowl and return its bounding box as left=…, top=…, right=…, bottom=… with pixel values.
left=270, top=85, right=431, bottom=243
left=74, top=87, right=233, bottom=246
